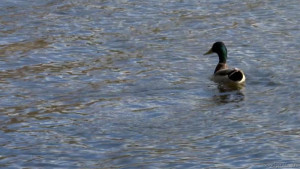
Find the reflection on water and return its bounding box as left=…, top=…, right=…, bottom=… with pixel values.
left=0, top=39, right=48, bottom=55
left=213, top=86, right=245, bottom=104
left=1, top=0, right=300, bottom=168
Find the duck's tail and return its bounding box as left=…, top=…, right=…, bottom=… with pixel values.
left=228, top=69, right=244, bottom=82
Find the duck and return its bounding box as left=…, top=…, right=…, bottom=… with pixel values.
left=204, top=42, right=246, bottom=86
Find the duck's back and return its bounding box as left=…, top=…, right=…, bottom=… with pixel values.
left=213, top=68, right=246, bottom=84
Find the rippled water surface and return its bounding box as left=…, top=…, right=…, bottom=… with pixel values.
left=1, top=0, right=300, bottom=168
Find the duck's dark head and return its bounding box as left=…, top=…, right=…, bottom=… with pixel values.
left=204, top=41, right=227, bottom=63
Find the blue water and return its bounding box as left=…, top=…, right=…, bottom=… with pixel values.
left=1, top=0, right=300, bottom=168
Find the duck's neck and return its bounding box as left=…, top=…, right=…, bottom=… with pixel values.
left=214, top=47, right=228, bottom=73
left=217, top=46, right=227, bottom=64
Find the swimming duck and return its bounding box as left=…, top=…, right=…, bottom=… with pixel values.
left=204, top=42, right=246, bottom=86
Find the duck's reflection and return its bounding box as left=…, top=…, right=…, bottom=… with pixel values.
left=213, top=84, right=245, bottom=104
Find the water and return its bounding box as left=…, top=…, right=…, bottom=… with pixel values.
left=1, top=0, right=300, bottom=168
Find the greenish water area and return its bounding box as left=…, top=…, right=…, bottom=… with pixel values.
left=1, top=0, right=300, bottom=168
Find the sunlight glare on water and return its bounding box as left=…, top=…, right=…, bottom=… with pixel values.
left=0, top=0, right=300, bottom=168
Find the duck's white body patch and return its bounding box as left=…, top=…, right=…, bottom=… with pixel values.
left=211, top=68, right=246, bottom=85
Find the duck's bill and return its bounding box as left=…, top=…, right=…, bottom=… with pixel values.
left=204, top=48, right=213, bottom=55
